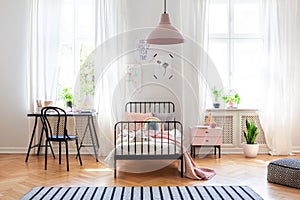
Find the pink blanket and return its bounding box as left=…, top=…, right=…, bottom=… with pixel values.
left=183, top=151, right=216, bottom=180
left=154, top=131, right=216, bottom=180
left=147, top=131, right=216, bottom=180
left=152, top=130, right=179, bottom=144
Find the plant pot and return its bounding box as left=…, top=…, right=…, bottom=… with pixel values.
left=213, top=103, right=220, bottom=108
left=66, top=101, right=72, bottom=108
left=242, top=142, right=259, bottom=158
left=226, top=101, right=238, bottom=108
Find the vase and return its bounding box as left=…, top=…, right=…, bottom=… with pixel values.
left=242, top=142, right=259, bottom=158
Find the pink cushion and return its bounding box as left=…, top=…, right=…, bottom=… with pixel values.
left=124, top=112, right=152, bottom=132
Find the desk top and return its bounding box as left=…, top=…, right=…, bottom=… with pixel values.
left=27, top=111, right=97, bottom=117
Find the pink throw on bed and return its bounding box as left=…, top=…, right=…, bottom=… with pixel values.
left=152, top=131, right=216, bottom=180
left=183, top=151, right=216, bottom=180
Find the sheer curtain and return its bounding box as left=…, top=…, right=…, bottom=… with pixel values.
left=94, top=0, right=128, bottom=156
left=95, top=0, right=127, bottom=47
left=180, top=0, right=209, bottom=120
left=260, top=0, right=299, bottom=155
left=27, top=0, right=62, bottom=111
left=180, top=0, right=209, bottom=48
left=180, top=0, right=223, bottom=121
left=180, top=0, right=225, bottom=156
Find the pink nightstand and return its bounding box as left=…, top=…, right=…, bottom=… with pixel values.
left=190, top=126, right=222, bottom=158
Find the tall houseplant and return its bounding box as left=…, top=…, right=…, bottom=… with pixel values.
left=242, top=119, right=260, bottom=157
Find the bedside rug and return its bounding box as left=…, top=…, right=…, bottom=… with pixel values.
left=21, top=185, right=263, bottom=200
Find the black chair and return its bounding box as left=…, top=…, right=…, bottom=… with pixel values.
left=41, top=106, right=82, bottom=171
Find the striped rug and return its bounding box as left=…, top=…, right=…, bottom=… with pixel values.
left=21, top=185, right=263, bottom=200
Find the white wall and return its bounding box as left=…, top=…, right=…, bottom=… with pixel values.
left=0, top=0, right=30, bottom=153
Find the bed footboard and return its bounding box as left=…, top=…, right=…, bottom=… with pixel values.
left=114, top=120, right=183, bottom=178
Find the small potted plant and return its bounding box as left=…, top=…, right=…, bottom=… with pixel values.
left=212, top=87, right=222, bottom=108
left=222, top=89, right=240, bottom=108
left=59, top=87, right=73, bottom=108
left=242, top=119, right=260, bottom=158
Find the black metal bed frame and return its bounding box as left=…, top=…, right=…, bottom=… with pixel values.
left=114, top=101, right=183, bottom=178
left=125, top=101, right=175, bottom=113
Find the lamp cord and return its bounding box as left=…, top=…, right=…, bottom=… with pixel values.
left=164, top=0, right=166, bottom=13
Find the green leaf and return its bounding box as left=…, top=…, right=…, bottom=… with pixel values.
left=243, top=119, right=259, bottom=144
left=59, top=87, right=73, bottom=102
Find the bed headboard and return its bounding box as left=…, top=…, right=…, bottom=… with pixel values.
left=125, top=101, right=175, bottom=113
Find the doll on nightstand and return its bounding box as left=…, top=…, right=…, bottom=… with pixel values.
left=204, top=113, right=217, bottom=128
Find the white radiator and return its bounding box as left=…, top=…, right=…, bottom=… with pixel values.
left=206, top=109, right=268, bottom=153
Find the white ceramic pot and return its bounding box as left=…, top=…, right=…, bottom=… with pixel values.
left=242, top=142, right=259, bottom=158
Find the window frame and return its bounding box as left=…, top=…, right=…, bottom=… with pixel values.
left=207, top=0, right=264, bottom=107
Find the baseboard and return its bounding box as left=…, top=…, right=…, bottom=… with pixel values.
left=292, top=147, right=300, bottom=153
left=1, top=146, right=299, bottom=155
left=0, top=147, right=92, bottom=155
left=193, top=145, right=271, bottom=155
left=0, top=147, right=27, bottom=154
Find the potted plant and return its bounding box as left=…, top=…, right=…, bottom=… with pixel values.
left=212, top=87, right=222, bottom=108
left=242, top=119, right=259, bottom=158
left=222, top=90, right=240, bottom=108
left=59, top=87, right=73, bottom=108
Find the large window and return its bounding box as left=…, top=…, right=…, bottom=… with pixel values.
left=208, top=0, right=264, bottom=108
left=58, top=0, right=95, bottom=89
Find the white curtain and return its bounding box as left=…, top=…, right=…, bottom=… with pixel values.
left=180, top=0, right=225, bottom=156
left=180, top=0, right=223, bottom=122
left=180, top=0, right=209, bottom=48
left=95, top=0, right=127, bottom=47
left=260, top=0, right=299, bottom=155
left=181, top=0, right=206, bottom=116
left=94, top=0, right=128, bottom=156
left=27, top=0, right=62, bottom=111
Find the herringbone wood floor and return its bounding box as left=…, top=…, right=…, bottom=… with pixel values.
left=0, top=153, right=299, bottom=200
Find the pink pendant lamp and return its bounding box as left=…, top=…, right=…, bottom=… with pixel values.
left=147, top=0, right=184, bottom=45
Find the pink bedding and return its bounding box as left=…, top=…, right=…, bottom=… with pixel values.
left=153, top=131, right=216, bottom=180
left=183, top=151, right=216, bottom=180
left=117, top=129, right=216, bottom=180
